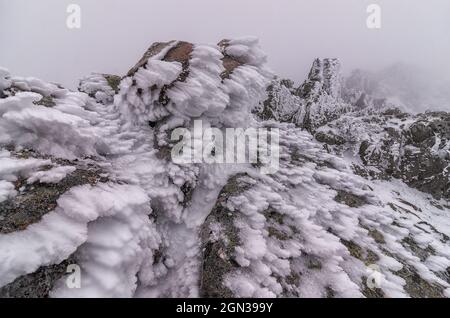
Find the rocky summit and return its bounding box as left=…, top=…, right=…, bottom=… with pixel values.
left=0, top=38, right=449, bottom=298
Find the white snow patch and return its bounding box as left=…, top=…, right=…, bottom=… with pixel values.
left=27, top=166, right=76, bottom=184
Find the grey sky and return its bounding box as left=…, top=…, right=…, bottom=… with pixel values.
left=1, top=0, right=449, bottom=89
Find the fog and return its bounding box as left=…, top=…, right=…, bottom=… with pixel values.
left=1, top=0, right=449, bottom=111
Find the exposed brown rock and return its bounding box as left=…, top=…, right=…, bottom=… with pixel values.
left=126, top=41, right=175, bottom=77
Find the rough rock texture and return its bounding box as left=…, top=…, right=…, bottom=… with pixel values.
left=254, top=78, right=302, bottom=122
left=317, top=110, right=450, bottom=200
left=0, top=149, right=107, bottom=234
left=256, top=58, right=351, bottom=132
left=297, top=58, right=348, bottom=132
left=200, top=174, right=252, bottom=298
left=257, top=57, right=449, bottom=200
left=199, top=122, right=450, bottom=298
left=0, top=255, right=76, bottom=298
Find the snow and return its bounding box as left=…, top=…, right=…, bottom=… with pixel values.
left=0, top=183, right=156, bottom=296
left=0, top=154, right=51, bottom=182
left=0, top=92, right=109, bottom=159
left=256, top=78, right=303, bottom=122
left=166, top=45, right=228, bottom=119
left=0, top=151, right=52, bottom=202
left=0, top=150, right=52, bottom=202
left=50, top=184, right=159, bottom=298
left=0, top=180, right=16, bottom=203
left=214, top=122, right=450, bottom=298
left=79, top=73, right=116, bottom=104
left=224, top=37, right=268, bottom=67
left=27, top=166, right=76, bottom=184
left=115, top=39, right=271, bottom=129
left=1, top=37, right=449, bottom=298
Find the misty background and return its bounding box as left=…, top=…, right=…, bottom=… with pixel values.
left=0, top=0, right=449, bottom=112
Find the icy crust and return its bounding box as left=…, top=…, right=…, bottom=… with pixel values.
left=79, top=73, right=120, bottom=105
left=296, top=58, right=350, bottom=132
left=255, top=58, right=352, bottom=132
left=255, top=78, right=303, bottom=122
left=115, top=37, right=271, bottom=128
left=0, top=183, right=155, bottom=294
left=315, top=110, right=450, bottom=199
left=201, top=122, right=450, bottom=298
left=1, top=38, right=449, bottom=298
left=49, top=184, right=160, bottom=297
left=27, top=166, right=77, bottom=185
left=221, top=37, right=267, bottom=67
left=107, top=38, right=274, bottom=298
left=0, top=38, right=272, bottom=297
left=0, top=149, right=51, bottom=202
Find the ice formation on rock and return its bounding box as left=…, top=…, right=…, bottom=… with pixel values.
left=0, top=39, right=449, bottom=298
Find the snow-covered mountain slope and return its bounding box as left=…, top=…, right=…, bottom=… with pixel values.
left=256, top=58, right=450, bottom=202
left=316, top=110, right=450, bottom=200
left=0, top=40, right=449, bottom=298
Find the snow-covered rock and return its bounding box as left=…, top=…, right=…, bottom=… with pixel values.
left=254, top=78, right=303, bottom=122
left=0, top=38, right=449, bottom=299
left=256, top=58, right=352, bottom=132
left=316, top=110, right=450, bottom=200
left=79, top=73, right=121, bottom=105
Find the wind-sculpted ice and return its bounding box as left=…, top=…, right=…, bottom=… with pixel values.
left=0, top=38, right=449, bottom=298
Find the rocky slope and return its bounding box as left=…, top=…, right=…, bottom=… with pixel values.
left=0, top=39, right=449, bottom=298
left=258, top=58, right=450, bottom=201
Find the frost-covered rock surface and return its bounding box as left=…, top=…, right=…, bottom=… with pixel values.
left=254, top=78, right=302, bottom=122
left=255, top=58, right=352, bottom=133
left=316, top=110, right=450, bottom=200
left=79, top=73, right=121, bottom=105
left=1, top=38, right=449, bottom=298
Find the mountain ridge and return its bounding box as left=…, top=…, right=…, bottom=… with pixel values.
left=0, top=38, right=449, bottom=298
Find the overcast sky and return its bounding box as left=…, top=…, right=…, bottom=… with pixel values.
left=1, top=0, right=449, bottom=89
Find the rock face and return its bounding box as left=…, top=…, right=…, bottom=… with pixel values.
left=315, top=106, right=450, bottom=200
left=297, top=58, right=349, bottom=132
left=1, top=39, right=450, bottom=299
left=257, top=57, right=450, bottom=200
left=254, top=78, right=302, bottom=122
left=256, top=58, right=351, bottom=132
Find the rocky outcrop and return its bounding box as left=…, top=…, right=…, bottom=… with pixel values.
left=79, top=73, right=121, bottom=104
left=256, top=58, right=352, bottom=133
left=256, top=57, right=450, bottom=200
left=0, top=148, right=107, bottom=235
left=254, top=78, right=302, bottom=122
left=316, top=110, right=450, bottom=199
left=115, top=38, right=271, bottom=160
left=297, top=58, right=354, bottom=132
